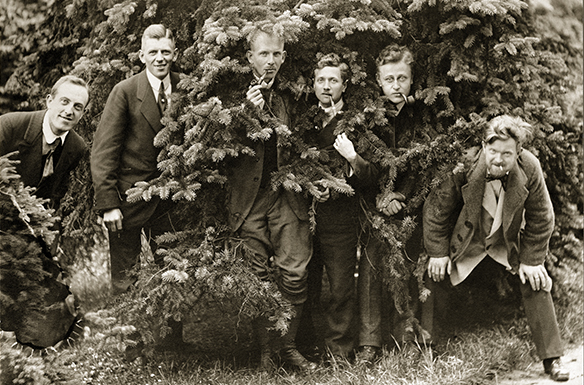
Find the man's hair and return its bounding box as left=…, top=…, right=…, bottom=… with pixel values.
left=314, top=53, right=350, bottom=83
left=141, top=24, right=175, bottom=47
left=484, top=115, right=533, bottom=148
left=246, top=26, right=284, bottom=51
left=50, top=75, right=89, bottom=98
left=376, top=44, right=414, bottom=70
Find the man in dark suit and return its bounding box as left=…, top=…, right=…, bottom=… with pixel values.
left=423, top=115, right=569, bottom=382
left=91, top=24, right=180, bottom=296
left=305, top=53, right=378, bottom=360
left=0, top=75, right=89, bottom=210
left=0, top=74, right=88, bottom=348
left=226, top=27, right=315, bottom=371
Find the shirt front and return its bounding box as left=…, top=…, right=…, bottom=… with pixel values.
left=146, top=69, right=171, bottom=105
left=42, top=113, right=68, bottom=155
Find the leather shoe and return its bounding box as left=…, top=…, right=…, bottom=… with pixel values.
left=544, top=357, right=570, bottom=382
left=280, top=347, right=318, bottom=372
left=355, top=345, right=380, bottom=366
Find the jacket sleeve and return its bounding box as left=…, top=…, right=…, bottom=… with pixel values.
left=90, top=84, right=129, bottom=212
left=352, top=153, right=380, bottom=189
left=0, top=114, right=17, bottom=156
left=518, top=153, right=554, bottom=266
left=423, top=170, right=465, bottom=258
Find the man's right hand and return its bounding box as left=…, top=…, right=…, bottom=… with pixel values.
left=246, top=84, right=265, bottom=108
left=103, top=208, right=123, bottom=232
left=427, top=256, right=452, bottom=282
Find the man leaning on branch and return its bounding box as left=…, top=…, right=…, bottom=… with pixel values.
left=422, top=115, right=569, bottom=382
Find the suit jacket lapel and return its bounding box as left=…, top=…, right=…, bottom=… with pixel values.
left=137, top=71, right=163, bottom=133
left=18, top=111, right=45, bottom=185
left=461, top=150, right=487, bottom=231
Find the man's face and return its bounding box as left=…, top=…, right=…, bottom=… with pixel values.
left=46, top=82, right=89, bottom=136
left=377, top=60, right=412, bottom=105
left=483, top=137, right=520, bottom=178
left=246, top=32, right=286, bottom=82
left=314, top=66, right=346, bottom=107
left=139, top=37, right=177, bottom=80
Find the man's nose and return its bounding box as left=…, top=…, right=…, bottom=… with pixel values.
left=155, top=51, right=164, bottom=61
left=63, top=103, right=74, bottom=115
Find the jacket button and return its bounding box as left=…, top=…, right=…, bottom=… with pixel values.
left=253, top=177, right=259, bottom=182
left=451, top=245, right=457, bottom=253
left=457, top=234, right=463, bottom=242
left=465, top=221, right=472, bottom=229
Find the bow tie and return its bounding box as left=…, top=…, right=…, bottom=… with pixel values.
left=486, top=173, right=508, bottom=189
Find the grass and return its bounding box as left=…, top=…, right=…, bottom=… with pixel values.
left=1, top=240, right=582, bottom=385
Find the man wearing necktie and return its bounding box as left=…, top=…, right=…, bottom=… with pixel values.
left=0, top=75, right=89, bottom=210
left=225, top=27, right=315, bottom=372
left=91, top=24, right=187, bottom=354
left=0, top=75, right=88, bottom=347
left=422, top=115, right=569, bottom=382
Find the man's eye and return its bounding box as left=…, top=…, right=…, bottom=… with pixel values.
left=398, top=76, right=407, bottom=82
left=331, top=79, right=338, bottom=84
left=385, top=77, right=394, bottom=83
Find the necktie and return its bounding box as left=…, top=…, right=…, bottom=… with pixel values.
left=42, top=137, right=61, bottom=179
left=486, top=173, right=508, bottom=190
left=158, top=81, right=167, bottom=113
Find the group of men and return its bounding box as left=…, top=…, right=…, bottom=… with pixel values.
left=0, top=23, right=569, bottom=382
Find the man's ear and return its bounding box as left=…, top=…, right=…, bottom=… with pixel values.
left=139, top=49, right=146, bottom=64
left=246, top=50, right=252, bottom=64
left=282, top=50, right=287, bottom=63
left=172, top=48, right=178, bottom=62
left=482, top=141, right=486, bottom=150
left=46, top=94, right=53, bottom=107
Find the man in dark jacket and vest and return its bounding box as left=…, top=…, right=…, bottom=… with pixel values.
left=225, top=27, right=315, bottom=372
left=423, top=115, right=569, bottom=382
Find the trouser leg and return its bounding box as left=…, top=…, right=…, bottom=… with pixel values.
left=519, top=281, right=563, bottom=359
left=317, top=220, right=358, bottom=357
left=108, top=227, right=142, bottom=295
left=358, top=235, right=384, bottom=348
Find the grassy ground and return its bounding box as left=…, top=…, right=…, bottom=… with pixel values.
left=1, top=244, right=582, bottom=385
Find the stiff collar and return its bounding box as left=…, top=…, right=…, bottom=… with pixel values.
left=319, top=98, right=344, bottom=116
left=42, top=113, right=68, bottom=145
left=146, top=69, right=171, bottom=97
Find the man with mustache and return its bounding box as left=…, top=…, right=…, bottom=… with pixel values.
left=306, top=53, right=379, bottom=361
left=225, top=27, right=315, bottom=372
left=423, top=115, right=569, bottom=382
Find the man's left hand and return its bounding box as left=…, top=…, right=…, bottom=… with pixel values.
left=519, top=263, right=552, bottom=292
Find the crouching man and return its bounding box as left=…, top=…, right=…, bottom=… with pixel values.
left=423, top=115, right=569, bottom=382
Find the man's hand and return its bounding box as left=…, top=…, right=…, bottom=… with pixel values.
left=314, top=179, right=330, bottom=203
left=103, top=208, right=123, bottom=232
left=246, top=84, right=265, bottom=108
left=333, top=133, right=357, bottom=163
left=379, top=192, right=406, bottom=216
left=427, top=256, right=451, bottom=282
left=519, top=263, right=552, bottom=292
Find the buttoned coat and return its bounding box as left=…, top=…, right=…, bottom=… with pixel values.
left=0, top=110, right=87, bottom=209
left=91, top=70, right=180, bottom=226
left=226, top=83, right=309, bottom=231
left=423, top=147, right=554, bottom=271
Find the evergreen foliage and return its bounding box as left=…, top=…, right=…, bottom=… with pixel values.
left=1, top=0, right=581, bottom=347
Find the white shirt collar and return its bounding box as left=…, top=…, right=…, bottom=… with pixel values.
left=319, top=98, right=344, bottom=115
left=146, top=69, right=171, bottom=101
left=42, top=112, right=68, bottom=145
